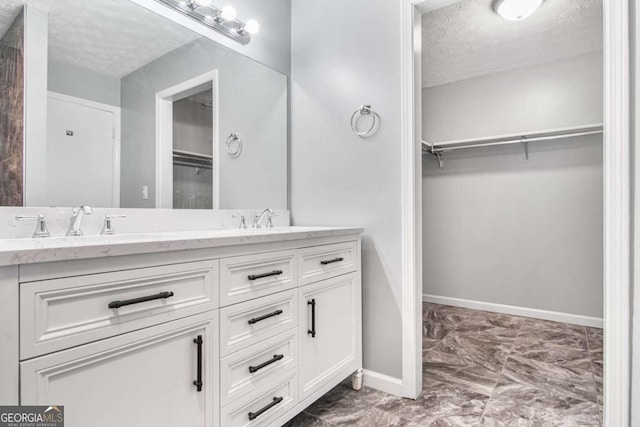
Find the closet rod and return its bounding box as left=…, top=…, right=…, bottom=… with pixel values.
left=422, top=124, right=603, bottom=155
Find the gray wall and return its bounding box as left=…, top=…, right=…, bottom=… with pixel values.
left=120, top=38, right=287, bottom=210
left=48, top=59, right=121, bottom=107
left=291, top=0, right=403, bottom=378
left=423, top=52, right=604, bottom=318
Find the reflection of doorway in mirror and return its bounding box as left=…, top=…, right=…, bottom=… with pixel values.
left=155, top=70, right=219, bottom=209
left=172, top=91, right=214, bottom=209
left=45, top=92, right=120, bottom=207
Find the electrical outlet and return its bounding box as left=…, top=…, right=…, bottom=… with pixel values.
left=142, top=186, right=149, bottom=200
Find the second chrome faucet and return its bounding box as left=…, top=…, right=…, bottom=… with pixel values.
left=66, top=206, right=93, bottom=236
left=252, top=208, right=274, bottom=228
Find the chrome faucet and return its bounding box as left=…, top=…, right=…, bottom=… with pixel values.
left=101, top=214, right=127, bottom=235
left=252, top=208, right=274, bottom=228
left=15, top=214, right=51, bottom=238
left=66, top=206, right=93, bottom=236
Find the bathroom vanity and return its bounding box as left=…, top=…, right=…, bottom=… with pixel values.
left=0, top=227, right=363, bottom=426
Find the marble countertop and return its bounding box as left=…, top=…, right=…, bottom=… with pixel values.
left=0, top=226, right=363, bottom=266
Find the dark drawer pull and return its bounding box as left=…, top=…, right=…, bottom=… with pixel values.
left=249, top=354, right=284, bottom=373
left=193, top=335, right=203, bottom=392
left=320, top=257, right=344, bottom=265
left=307, top=299, right=316, bottom=337
left=108, top=291, right=174, bottom=309
left=248, top=396, right=283, bottom=421
left=248, top=270, right=283, bottom=281
left=248, top=309, right=283, bottom=325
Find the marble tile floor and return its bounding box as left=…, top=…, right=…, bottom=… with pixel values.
left=284, top=303, right=603, bottom=426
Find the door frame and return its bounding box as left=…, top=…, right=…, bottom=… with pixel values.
left=47, top=91, right=122, bottom=208
left=155, top=70, right=220, bottom=209
left=400, top=1, right=631, bottom=424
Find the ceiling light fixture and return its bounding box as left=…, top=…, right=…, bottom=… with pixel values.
left=155, top=0, right=257, bottom=45
left=492, top=0, right=544, bottom=21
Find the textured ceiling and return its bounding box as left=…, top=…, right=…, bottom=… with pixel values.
left=422, top=0, right=603, bottom=87
left=0, top=0, right=199, bottom=78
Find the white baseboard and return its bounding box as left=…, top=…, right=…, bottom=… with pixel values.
left=422, top=294, right=603, bottom=328
left=362, top=369, right=404, bottom=396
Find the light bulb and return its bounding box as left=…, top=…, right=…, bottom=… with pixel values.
left=242, top=19, right=259, bottom=35
left=220, top=5, right=237, bottom=21
left=492, top=0, right=544, bottom=21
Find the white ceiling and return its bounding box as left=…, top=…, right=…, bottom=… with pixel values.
left=422, top=0, right=603, bottom=88
left=0, top=0, right=199, bottom=78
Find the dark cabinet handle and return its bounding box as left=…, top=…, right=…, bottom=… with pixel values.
left=307, top=299, right=316, bottom=337
left=248, top=270, right=283, bottom=281
left=320, top=257, right=344, bottom=265
left=108, top=291, right=174, bottom=309
left=193, top=335, right=203, bottom=392
left=248, top=396, right=284, bottom=421
left=249, top=354, right=284, bottom=373
left=248, top=309, right=283, bottom=325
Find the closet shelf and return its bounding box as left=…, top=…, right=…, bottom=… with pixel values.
left=422, top=123, right=603, bottom=169
left=172, top=149, right=213, bottom=173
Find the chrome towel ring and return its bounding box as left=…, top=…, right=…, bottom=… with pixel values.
left=226, top=132, right=243, bottom=157
left=350, top=105, right=380, bottom=137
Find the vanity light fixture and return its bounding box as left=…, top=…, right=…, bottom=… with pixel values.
left=492, top=0, right=544, bottom=21
left=155, top=0, right=258, bottom=45
left=240, top=19, right=259, bottom=35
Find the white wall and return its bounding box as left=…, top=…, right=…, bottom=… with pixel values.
left=422, top=52, right=604, bottom=319
left=291, top=0, right=403, bottom=379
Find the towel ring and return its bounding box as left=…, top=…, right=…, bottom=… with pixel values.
left=226, top=132, right=242, bottom=157
left=350, top=105, right=380, bottom=137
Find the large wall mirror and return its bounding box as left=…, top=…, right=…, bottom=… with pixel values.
left=0, top=0, right=287, bottom=210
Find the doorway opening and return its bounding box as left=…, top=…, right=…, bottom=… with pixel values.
left=155, top=70, right=219, bottom=209
left=401, top=0, right=630, bottom=425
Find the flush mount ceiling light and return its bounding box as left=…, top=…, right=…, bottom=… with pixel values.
left=156, top=0, right=258, bottom=44
left=492, top=0, right=544, bottom=21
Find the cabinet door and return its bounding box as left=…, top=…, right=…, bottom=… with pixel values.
left=299, top=274, right=360, bottom=400
left=21, top=312, right=218, bottom=427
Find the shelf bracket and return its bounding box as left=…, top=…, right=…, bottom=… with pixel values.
left=435, top=152, right=444, bottom=170
left=521, top=139, right=529, bottom=160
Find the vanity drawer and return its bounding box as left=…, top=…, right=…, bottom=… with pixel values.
left=298, top=241, right=357, bottom=285
left=220, top=289, right=297, bottom=357
left=20, top=260, right=218, bottom=359
left=221, top=372, right=297, bottom=427
left=220, top=250, right=297, bottom=306
left=220, top=330, right=297, bottom=408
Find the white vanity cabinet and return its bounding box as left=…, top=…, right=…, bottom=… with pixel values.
left=299, top=273, right=360, bottom=401
left=21, top=312, right=218, bottom=427
left=2, top=229, right=362, bottom=427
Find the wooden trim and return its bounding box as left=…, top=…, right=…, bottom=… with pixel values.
left=362, top=369, right=404, bottom=396
left=603, top=0, right=631, bottom=425
left=399, top=0, right=425, bottom=399
left=423, top=294, right=604, bottom=328
left=155, top=70, right=219, bottom=209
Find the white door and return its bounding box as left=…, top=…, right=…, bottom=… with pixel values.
left=299, top=274, right=359, bottom=400
left=21, top=313, right=218, bottom=427
left=46, top=93, right=119, bottom=207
